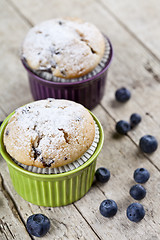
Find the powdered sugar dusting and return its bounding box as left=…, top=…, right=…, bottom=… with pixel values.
left=33, top=38, right=111, bottom=83
left=22, top=18, right=105, bottom=78
left=4, top=99, right=95, bottom=168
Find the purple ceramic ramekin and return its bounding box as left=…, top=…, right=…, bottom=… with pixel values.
left=22, top=38, right=113, bottom=110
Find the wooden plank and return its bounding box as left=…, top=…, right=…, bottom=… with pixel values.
left=9, top=0, right=95, bottom=25
left=99, top=0, right=160, bottom=61
left=0, top=174, right=32, bottom=239
left=1, top=0, right=160, bottom=239
left=75, top=105, right=160, bottom=240
left=0, top=156, right=100, bottom=240
left=0, top=0, right=32, bottom=116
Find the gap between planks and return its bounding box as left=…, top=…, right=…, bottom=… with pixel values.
left=0, top=173, right=34, bottom=240
left=0, top=156, right=102, bottom=239
left=8, top=0, right=160, bottom=65
left=98, top=0, right=160, bottom=64
left=73, top=203, right=101, bottom=240
left=6, top=0, right=33, bottom=27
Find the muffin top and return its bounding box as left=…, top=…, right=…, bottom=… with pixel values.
left=21, top=18, right=105, bottom=79
left=3, top=99, right=95, bottom=168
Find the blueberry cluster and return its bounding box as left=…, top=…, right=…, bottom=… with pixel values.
left=116, top=113, right=141, bottom=135
left=127, top=167, right=150, bottom=222
left=96, top=87, right=155, bottom=223
left=115, top=87, right=158, bottom=154
left=97, top=166, right=150, bottom=222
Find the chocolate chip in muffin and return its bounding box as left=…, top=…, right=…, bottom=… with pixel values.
left=54, top=50, right=60, bottom=55
left=90, top=46, right=97, bottom=54
left=58, top=21, right=63, bottom=25
left=64, top=157, right=68, bottom=160
left=60, top=69, right=66, bottom=77
left=36, top=30, right=42, bottom=34
left=22, top=109, right=28, bottom=114
left=5, top=129, right=9, bottom=136
left=32, top=147, right=41, bottom=160
left=22, top=106, right=31, bottom=114
left=47, top=160, right=55, bottom=167
left=41, top=159, right=54, bottom=167
left=76, top=117, right=82, bottom=122
left=42, top=162, right=48, bottom=167
left=35, top=149, right=41, bottom=157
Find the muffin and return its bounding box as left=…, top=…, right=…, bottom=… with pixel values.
left=0, top=99, right=104, bottom=206
left=3, top=99, right=95, bottom=168
left=21, top=18, right=113, bottom=109
left=21, top=18, right=106, bottom=80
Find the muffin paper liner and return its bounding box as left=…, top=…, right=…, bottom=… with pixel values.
left=13, top=122, right=100, bottom=174
left=25, top=38, right=111, bottom=83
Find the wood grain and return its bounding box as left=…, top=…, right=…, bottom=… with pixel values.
left=1, top=0, right=160, bottom=239
left=100, top=0, right=160, bottom=61
left=0, top=156, right=100, bottom=240
left=83, top=106, right=160, bottom=240
left=0, top=0, right=32, bottom=116
left=0, top=174, right=31, bottom=239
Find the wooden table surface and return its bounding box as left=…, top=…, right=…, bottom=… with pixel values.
left=1, top=0, right=160, bottom=239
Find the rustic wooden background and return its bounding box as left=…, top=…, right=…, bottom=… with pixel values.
left=1, top=0, right=160, bottom=239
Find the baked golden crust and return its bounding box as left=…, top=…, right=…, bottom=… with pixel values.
left=3, top=99, right=95, bottom=168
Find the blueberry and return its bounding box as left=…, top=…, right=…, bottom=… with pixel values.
left=129, top=184, right=146, bottom=200
left=134, top=168, right=150, bottom=183
left=116, top=120, right=130, bottom=135
left=115, top=87, right=131, bottom=102
left=95, top=167, right=110, bottom=183
left=0, top=121, right=3, bottom=127
left=139, top=135, right=158, bottom=153
left=127, top=203, right=145, bottom=222
left=26, top=214, right=50, bottom=237
left=99, top=199, right=118, bottom=218
left=130, top=113, right=141, bottom=128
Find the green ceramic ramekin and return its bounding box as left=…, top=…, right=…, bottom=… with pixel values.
left=0, top=111, right=104, bottom=207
